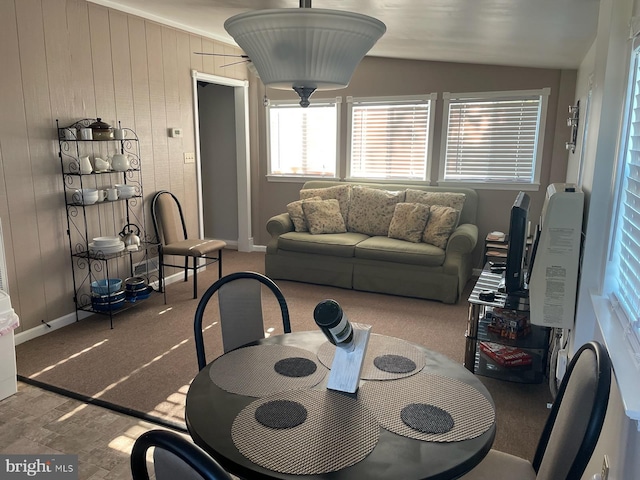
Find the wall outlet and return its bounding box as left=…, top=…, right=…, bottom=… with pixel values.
left=601, top=454, right=610, bottom=480
left=184, top=152, right=195, bottom=164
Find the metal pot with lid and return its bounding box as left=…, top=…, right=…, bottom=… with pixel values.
left=119, top=223, right=141, bottom=250
left=89, top=117, right=114, bottom=140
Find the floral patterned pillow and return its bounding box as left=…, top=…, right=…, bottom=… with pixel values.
left=388, top=203, right=431, bottom=243
left=287, top=196, right=322, bottom=232
left=300, top=185, right=351, bottom=222
left=405, top=190, right=466, bottom=212
left=423, top=205, right=459, bottom=248
left=347, top=186, right=404, bottom=236
left=302, top=199, right=347, bottom=235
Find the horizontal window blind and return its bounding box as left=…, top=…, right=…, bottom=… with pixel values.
left=349, top=98, right=432, bottom=180
left=442, top=93, right=545, bottom=183
left=268, top=101, right=338, bottom=177
left=611, top=45, right=640, bottom=359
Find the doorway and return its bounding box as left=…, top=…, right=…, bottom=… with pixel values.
left=191, top=70, right=252, bottom=252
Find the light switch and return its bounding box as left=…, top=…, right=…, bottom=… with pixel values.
left=169, top=128, right=183, bottom=138
left=184, top=152, right=195, bottom=164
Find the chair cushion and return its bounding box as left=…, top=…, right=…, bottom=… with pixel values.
left=388, top=202, right=430, bottom=243
left=355, top=236, right=445, bottom=266
left=457, top=449, right=536, bottom=480
left=163, top=238, right=226, bottom=257
left=278, top=232, right=368, bottom=257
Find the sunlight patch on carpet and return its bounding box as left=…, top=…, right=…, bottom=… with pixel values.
left=30, top=339, right=109, bottom=378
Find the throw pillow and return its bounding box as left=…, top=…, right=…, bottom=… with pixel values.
left=405, top=190, right=466, bottom=212
left=287, top=196, right=322, bottom=232
left=302, top=199, right=347, bottom=235
left=388, top=203, right=431, bottom=243
left=347, top=186, right=404, bottom=236
left=300, top=185, right=351, bottom=222
left=423, top=205, right=459, bottom=248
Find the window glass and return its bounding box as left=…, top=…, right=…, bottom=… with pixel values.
left=440, top=89, right=550, bottom=186
left=267, top=100, right=339, bottom=178
left=347, top=95, right=436, bottom=181
left=607, top=44, right=640, bottom=359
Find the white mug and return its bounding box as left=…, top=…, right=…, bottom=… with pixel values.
left=97, top=189, right=106, bottom=202
left=114, top=128, right=126, bottom=140
left=80, top=128, right=93, bottom=140
left=107, top=187, right=119, bottom=201
left=63, top=128, right=76, bottom=140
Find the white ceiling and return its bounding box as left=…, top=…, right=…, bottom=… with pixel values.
left=90, top=0, right=600, bottom=69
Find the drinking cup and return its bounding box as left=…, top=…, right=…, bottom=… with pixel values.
left=107, top=187, right=119, bottom=201
left=80, top=128, right=93, bottom=140
left=97, top=189, right=106, bottom=202
left=63, top=128, right=77, bottom=140
left=114, top=128, right=126, bottom=140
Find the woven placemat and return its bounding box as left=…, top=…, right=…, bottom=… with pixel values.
left=358, top=372, right=495, bottom=442
left=209, top=345, right=328, bottom=397
left=232, top=390, right=380, bottom=475
left=317, top=333, right=427, bottom=380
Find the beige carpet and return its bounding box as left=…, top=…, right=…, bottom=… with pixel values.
left=15, top=249, right=552, bottom=461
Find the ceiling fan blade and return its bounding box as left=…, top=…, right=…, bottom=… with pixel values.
left=193, top=52, right=249, bottom=59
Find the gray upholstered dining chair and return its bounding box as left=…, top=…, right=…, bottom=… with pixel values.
left=151, top=190, right=226, bottom=301
left=194, top=271, right=291, bottom=370
left=130, top=429, right=232, bottom=480
left=458, top=341, right=611, bottom=480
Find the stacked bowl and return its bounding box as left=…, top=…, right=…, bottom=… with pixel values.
left=89, top=236, right=124, bottom=255
left=124, top=276, right=152, bottom=302
left=91, top=278, right=125, bottom=312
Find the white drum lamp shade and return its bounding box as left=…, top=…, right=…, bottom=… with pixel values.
left=224, top=8, right=386, bottom=107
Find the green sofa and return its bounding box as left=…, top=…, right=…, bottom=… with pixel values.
left=265, top=181, right=478, bottom=304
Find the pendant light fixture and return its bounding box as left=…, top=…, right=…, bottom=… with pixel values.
left=224, top=1, right=386, bottom=107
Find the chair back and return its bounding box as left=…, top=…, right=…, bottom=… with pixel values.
left=152, top=191, right=188, bottom=246
left=194, top=271, right=291, bottom=370
left=130, top=429, right=231, bottom=480
left=532, top=341, right=611, bottom=480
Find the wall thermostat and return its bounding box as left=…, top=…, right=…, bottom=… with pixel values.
left=169, top=128, right=183, bottom=138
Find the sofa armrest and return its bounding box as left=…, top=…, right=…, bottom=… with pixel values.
left=446, top=223, right=478, bottom=255
left=267, top=213, right=294, bottom=237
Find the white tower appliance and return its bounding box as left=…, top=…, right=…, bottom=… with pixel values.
left=0, top=218, right=19, bottom=400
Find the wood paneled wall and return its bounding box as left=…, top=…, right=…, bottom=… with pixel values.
left=0, top=0, right=247, bottom=332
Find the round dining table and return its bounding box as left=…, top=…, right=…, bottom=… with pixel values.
left=185, top=330, right=496, bottom=480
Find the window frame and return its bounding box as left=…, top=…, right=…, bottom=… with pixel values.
left=438, top=88, right=551, bottom=190
left=345, top=94, right=437, bottom=183
left=265, top=97, right=341, bottom=182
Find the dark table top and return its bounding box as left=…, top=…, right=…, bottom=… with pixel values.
left=185, top=331, right=496, bottom=480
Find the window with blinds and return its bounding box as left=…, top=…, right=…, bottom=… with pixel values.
left=440, top=89, right=550, bottom=186
left=609, top=44, right=640, bottom=361
left=347, top=95, right=436, bottom=181
left=267, top=99, right=339, bottom=178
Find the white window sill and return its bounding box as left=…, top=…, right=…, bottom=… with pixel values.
left=591, top=292, right=640, bottom=427
left=436, top=180, right=541, bottom=191
left=266, top=175, right=339, bottom=183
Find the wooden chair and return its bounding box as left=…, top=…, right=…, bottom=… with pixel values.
left=130, top=429, right=232, bottom=480
left=151, top=190, right=226, bottom=301
left=459, top=341, right=611, bottom=480
left=194, top=271, right=291, bottom=370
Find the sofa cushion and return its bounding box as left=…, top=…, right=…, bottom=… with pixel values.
left=287, top=196, right=322, bottom=232
left=278, top=231, right=369, bottom=257
left=300, top=184, right=351, bottom=222
left=406, top=189, right=466, bottom=211
left=302, top=199, right=347, bottom=234
left=388, top=203, right=431, bottom=243
left=347, top=186, right=404, bottom=236
left=423, top=205, right=459, bottom=248
left=354, top=236, right=445, bottom=266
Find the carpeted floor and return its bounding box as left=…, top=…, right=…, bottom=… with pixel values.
left=15, top=249, right=552, bottom=461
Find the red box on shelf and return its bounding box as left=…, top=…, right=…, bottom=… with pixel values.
left=479, top=341, right=533, bottom=367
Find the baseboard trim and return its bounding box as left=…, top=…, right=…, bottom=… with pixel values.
left=14, top=311, right=91, bottom=346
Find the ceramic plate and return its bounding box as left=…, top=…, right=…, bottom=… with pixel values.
left=89, top=242, right=125, bottom=254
